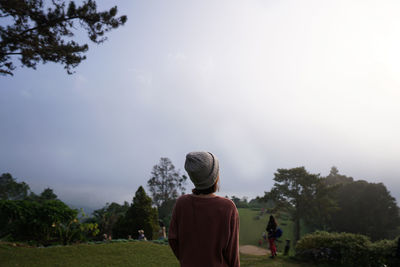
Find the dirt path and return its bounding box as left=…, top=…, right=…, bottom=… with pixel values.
left=239, top=245, right=269, bottom=256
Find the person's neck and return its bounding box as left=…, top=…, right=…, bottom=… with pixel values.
left=191, top=193, right=216, bottom=198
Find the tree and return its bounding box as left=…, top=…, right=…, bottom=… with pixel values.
left=0, top=173, right=30, bottom=200
left=248, top=196, right=272, bottom=209
left=0, top=199, right=76, bottom=244
left=269, top=167, right=336, bottom=242
left=114, top=186, right=159, bottom=240
left=147, top=157, right=187, bottom=208
left=324, top=166, right=354, bottom=186
left=0, top=0, right=127, bottom=76
left=330, top=180, right=400, bottom=240
left=92, top=201, right=129, bottom=237
left=157, top=198, right=176, bottom=230
left=39, top=187, right=58, bottom=200
left=306, top=179, right=339, bottom=231
left=230, top=196, right=249, bottom=208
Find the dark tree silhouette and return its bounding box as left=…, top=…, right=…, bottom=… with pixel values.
left=39, top=187, right=58, bottom=200
left=147, top=157, right=187, bottom=208
left=269, top=167, right=337, bottom=242
left=331, top=180, right=400, bottom=240
left=0, top=173, right=30, bottom=200
left=114, top=186, right=159, bottom=240
left=0, top=0, right=127, bottom=76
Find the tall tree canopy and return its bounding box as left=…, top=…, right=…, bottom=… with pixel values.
left=269, top=167, right=337, bottom=242
left=39, top=187, right=58, bottom=200
left=91, top=201, right=129, bottom=236
left=324, top=166, right=354, bottom=186
left=0, top=173, right=30, bottom=200
left=0, top=0, right=127, bottom=76
left=114, top=186, right=159, bottom=240
left=147, top=157, right=187, bottom=228
left=147, top=157, right=187, bottom=208
left=330, top=179, right=400, bottom=240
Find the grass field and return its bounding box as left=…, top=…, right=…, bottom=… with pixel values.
left=0, top=208, right=320, bottom=266
left=238, top=208, right=294, bottom=254
left=0, top=242, right=178, bottom=267
left=0, top=241, right=338, bottom=267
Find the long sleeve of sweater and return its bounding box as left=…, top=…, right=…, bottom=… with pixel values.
left=168, top=202, right=179, bottom=260
left=224, top=208, right=240, bottom=267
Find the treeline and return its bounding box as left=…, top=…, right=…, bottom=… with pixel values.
left=1, top=161, right=400, bottom=247
left=0, top=173, right=99, bottom=246
left=0, top=158, right=186, bottom=245
left=265, top=166, right=400, bottom=242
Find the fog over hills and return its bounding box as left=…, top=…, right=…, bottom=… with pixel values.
left=1, top=0, right=400, bottom=209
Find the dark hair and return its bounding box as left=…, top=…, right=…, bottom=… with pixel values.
left=267, top=215, right=278, bottom=232
left=192, top=176, right=220, bottom=195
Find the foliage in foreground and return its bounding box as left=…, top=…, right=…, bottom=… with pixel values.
left=0, top=200, right=99, bottom=246
left=295, top=231, right=400, bottom=267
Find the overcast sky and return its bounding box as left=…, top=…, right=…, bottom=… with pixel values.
left=1, top=0, right=400, bottom=209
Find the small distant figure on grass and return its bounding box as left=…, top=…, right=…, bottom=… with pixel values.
left=103, top=233, right=112, bottom=242
left=138, top=230, right=147, bottom=241
left=284, top=239, right=290, bottom=255
left=262, top=232, right=267, bottom=242
left=159, top=219, right=166, bottom=239
left=266, top=215, right=281, bottom=259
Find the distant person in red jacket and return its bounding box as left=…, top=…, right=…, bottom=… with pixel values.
left=168, top=152, right=240, bottom=267
left=266, top=215, right=278, bottom=258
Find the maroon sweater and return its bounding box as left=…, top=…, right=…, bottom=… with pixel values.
left=168, top=194, right=240, bottom=267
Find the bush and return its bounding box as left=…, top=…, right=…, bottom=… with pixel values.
left=0, top=200, right=99, bottom=246
left=370, top=239, right=400, bottom=267
left=295, top=231, right=400, bottom=267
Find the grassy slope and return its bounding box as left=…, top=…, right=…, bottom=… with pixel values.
left=0, top=242, right=337, bottom=267
left=0, top=242, right=179, bottom=267
left=0, top=208, right=320, bottom=267
left=238, top=208, right=294, bottom=253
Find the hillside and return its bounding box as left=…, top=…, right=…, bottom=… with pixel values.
left=0, top=208, right=318, bottom=267
left=0, top=241, right=336, bottom=267
left=238, top=208, right=294, bottom=253
left=0, top=241, right=178, bottom=267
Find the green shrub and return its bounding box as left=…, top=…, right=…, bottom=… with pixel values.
left=370, top=239, right=400, bottom=267
left=0, top=200, right=99, bottom=245
left=295, top=231, right=400, bottom=267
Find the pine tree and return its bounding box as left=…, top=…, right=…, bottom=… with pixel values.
left=0, top=0, right=127, bottom=76
left=115, top=186, right=159, bottom=240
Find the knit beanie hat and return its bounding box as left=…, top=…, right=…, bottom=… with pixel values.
left=184, top=152, right=219, bottom=190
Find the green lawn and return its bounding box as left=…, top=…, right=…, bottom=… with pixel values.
left=0, top=208, right=322, bottom=267
left=0, top=242, right=178, bottom=267
left=238, top=208, right=294, bottom=253
left=0, top=241, right=339, bottom=267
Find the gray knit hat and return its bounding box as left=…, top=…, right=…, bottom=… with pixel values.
left=184, top=152, right=219, bottom=190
